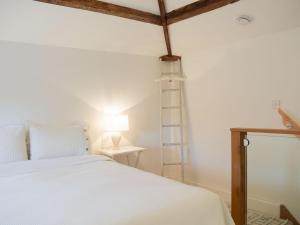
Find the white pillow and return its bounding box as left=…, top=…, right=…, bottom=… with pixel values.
left=0, top=126, right=28, bottom=163
left=29, top=125, right=88, bottom=160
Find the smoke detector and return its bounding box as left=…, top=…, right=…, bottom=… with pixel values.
left=236, top=15, right=252, bottom=25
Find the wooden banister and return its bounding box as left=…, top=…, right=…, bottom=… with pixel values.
left=231, top=128, right=300, bottom=135
left=278, top=108, right=300, bottom=130
left=231, top=127, right=300, bottom=225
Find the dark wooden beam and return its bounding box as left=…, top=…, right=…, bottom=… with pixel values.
left=158, top=0, right=172, bottom=56
left=167, top=0, right=240, bottom=25
left=160, top=55, right=181, bottom=61
left=158, top=0, right=181, bottom=61
left=34, top=0, right=162, bottom=26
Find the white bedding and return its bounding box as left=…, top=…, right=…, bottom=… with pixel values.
left=0, top=155, right=234, bottom=225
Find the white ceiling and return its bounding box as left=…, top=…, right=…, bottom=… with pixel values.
left=171, top=0, right=300, bottom=55
left=0, top=0, right=300, bottom=57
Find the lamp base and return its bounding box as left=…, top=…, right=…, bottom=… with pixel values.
left=111, top=134, right=121, bottom=147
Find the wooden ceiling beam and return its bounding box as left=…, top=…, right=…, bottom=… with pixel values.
left=34, top=0, right=162, bottom=26
left=166, top=0, right=240, bottom=25
left=34, top=0, right=240, bottom=61
left=158, top=0, right=181, bottom=61
left=158, top=0, right=172, bottom=56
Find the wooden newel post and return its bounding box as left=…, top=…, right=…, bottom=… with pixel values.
left=231, top=130, right=247, bottom=225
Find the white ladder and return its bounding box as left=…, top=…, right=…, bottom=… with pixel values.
left=156, top=59, right=186, bottom=182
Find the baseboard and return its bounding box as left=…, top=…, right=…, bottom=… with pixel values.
left=185, top=180, right=280, bottom=217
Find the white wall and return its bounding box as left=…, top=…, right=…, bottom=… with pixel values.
left=181, top=27, right=300, bottom=218
left=0, top=40, right=161, bottom=174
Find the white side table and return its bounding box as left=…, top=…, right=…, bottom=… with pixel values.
left=96, top=146, right=146, bottom=168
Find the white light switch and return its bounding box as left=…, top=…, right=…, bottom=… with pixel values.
left=272, top=100, right=281, bottom=109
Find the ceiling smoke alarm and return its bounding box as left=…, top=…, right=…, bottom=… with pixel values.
left=236, top=15, right=253, bottom=25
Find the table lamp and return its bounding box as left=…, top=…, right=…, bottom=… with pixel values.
left=103, top=114, right=129, bottom=147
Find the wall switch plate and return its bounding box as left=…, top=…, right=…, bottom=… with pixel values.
left=272, top=100, right=281, bottom=110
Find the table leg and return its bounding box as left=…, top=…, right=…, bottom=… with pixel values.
left=135, top=151, right=141, bottom=168
left=126, top=155, right=130, bottom=165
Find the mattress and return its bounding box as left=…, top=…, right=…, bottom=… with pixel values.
left=0, top=155, right=234, bottom=225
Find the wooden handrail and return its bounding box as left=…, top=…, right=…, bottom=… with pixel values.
left=231, top=128, right=300, bottom=135
left=278, top=108, right=300, bottom=130
left=231, top=128, right=300, bottom=225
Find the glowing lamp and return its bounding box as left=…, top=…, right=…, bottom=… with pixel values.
left=103, top=114, right=129, bottom=147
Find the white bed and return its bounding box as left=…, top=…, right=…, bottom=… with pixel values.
left=0, top=155, right=234, bottom=225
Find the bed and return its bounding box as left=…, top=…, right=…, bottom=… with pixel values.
left=0, top=154, right=234, bottom=225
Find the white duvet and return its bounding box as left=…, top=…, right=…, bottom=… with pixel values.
left=0, top=155, right=234, bottom=225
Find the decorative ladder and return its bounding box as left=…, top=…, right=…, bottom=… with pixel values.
left=156, top=59, right=186, bottom=182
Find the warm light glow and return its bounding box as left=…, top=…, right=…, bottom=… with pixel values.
left=103, top=106, right=122, bottom=115
left=103, top=114, right=129, bottom=132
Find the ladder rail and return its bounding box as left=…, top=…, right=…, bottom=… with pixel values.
left=159, top=81, right=165, bottom=177
left=179, top=82, right=185, bottom=181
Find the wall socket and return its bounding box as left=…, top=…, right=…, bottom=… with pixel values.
left=272, top=100, right=281, bottom=110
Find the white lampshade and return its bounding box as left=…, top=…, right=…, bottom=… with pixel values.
left=103, top=114, right=129, bottom=132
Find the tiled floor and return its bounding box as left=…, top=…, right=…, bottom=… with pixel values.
left=247, top=209, right=292, bottom=225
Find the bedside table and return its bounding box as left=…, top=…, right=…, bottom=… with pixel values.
left=96, top=146, right=146, bottom=168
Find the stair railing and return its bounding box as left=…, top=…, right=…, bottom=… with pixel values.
left=231, top=128, right=300, bottom=225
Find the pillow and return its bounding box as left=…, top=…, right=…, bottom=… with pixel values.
left=0, top=125, right=28, bottom=163
left=29, top=125, right=88, bottom=160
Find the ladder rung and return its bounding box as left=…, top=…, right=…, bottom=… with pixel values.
left=158, top=76, right=185, bottom=82
left=161, top=72, right=180, bottom=75
left=163, top=143, right=181, bottom=146
left=162, top=106, right=181, bottom=109
left=162, top=124, right=181, bottom=127
left=162, top=88, right=180, bottom=92
left=163, top=162, right=182, bottom=166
